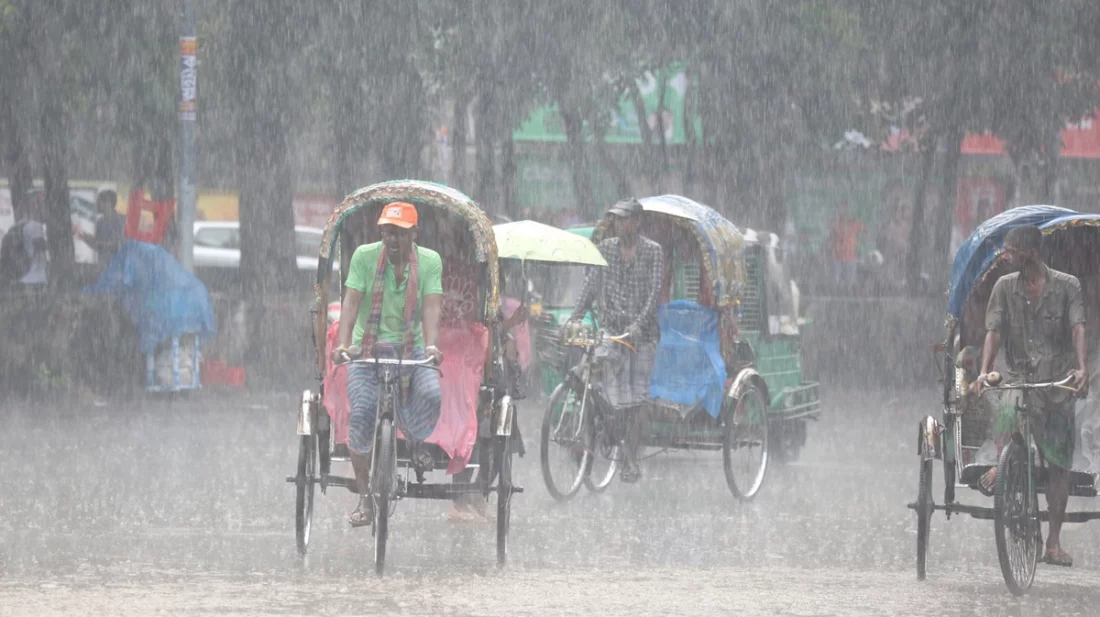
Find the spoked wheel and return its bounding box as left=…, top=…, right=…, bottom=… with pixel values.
left=372, top=418, right=396, bottom=577
left=295, top=434, right=316, bottom=556
left=916, top=458, right=933, bottom=580
left=495, top=410, right=516, bottom=567
left=994, top=438, right=1039, bottom=596
left=584, top=409, right=620, bottom=493
left=722, top=383, right=769, bottom=501
left=540, top=381, right=593, bottom=501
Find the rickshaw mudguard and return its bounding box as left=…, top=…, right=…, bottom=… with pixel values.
left=917, top=415, right=941, bottom=461
left=297, top=389, right=319, bottom=436
left=727, top=368, right=770, bottom=412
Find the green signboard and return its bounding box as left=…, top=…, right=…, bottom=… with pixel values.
left=513, top=63, right=702, bottom=145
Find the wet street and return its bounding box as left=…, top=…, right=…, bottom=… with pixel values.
left=2, top=387, right=1098, bottom=616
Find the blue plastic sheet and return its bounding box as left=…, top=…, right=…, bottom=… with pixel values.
left=649, top=300, right=726, bottom=418
left=83, top=240, right=217, bottom=354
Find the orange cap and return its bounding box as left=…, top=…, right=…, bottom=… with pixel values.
left=377, top=201, right=418, bottom=229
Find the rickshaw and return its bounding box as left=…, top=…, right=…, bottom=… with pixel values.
left=912, top=205, right=1100, bottom=594
left=287, top=180, right=521, bottom=574
left=533, top=217, right=820, bottom=465
left=541, top=195, right=815, bottom=501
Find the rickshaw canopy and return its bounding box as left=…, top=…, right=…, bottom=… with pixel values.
left=592, top=195, right=746, bottom=307
left=493, top=220, right=608, bottom=266
left=311, top=180, right=500, bottom=377
left=947, top=205, right=1074, bottom=318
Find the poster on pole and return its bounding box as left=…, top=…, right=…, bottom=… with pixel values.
left=180, top=37, right=197, bottom=121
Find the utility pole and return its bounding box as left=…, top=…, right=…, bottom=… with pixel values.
left=178, top=0, right=197, bottom=271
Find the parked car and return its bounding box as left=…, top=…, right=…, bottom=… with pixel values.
left=193, top=221, right=326, bottom=271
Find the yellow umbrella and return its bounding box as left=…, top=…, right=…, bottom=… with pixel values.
left=492, top=220, right=607, bottom=266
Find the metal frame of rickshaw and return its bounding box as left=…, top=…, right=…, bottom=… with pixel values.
left=287, top=180, right=521, bottom=571
left=541, top=195, right=772, bottom=501
left=911, top=205, right=1100, bottom=594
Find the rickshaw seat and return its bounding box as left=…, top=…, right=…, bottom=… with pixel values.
left=322, top=319, right=487, bottom=474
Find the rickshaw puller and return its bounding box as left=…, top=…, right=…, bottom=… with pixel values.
left=566, top=198, right=664, bottom=483
left=970, top=225, right=1088, bottom=567
left=333, top=202, right=444, bottom=527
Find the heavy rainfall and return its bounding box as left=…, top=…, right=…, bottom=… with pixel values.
left=2, top=1, right=1100, bottom=615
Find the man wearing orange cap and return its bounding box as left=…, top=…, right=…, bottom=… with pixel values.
left=332, top=201, right=444, bottom=527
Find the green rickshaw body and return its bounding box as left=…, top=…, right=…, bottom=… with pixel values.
left=738, top=228, right=821, bottom=425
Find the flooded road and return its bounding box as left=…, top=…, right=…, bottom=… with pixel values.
left=2, top=388, right=1098, bottom=616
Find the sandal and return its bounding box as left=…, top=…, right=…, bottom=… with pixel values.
left=349, top=495, right=374, bottom=528
left=1042, top=547, right=1073, bottom=567
left=978, top=467, right=997, bottom=497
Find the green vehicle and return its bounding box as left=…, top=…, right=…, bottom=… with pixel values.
left=527, top=225, right=599, bottom=395
left=538, top=196, right=821, bottom=503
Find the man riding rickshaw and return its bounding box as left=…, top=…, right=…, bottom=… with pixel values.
left=290, top=180, right=521, bottom=573
left=330, top=201, right=445, bottom=527
left=913, top=205, right=1100, bottom=594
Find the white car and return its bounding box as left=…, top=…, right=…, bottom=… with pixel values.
left=192, top=221, right=329, bottom=272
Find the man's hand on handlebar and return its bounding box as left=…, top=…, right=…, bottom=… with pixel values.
left=1070, top=368, right=1089, bottom=396
left=969, top=373, right=989, bottom=397
left=425, top=345, right=444, bottom=366
left=332, top=346, right=353, bottom=365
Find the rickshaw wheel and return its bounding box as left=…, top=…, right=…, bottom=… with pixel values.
left=295, top=434, right=316, bottom=556
left=723, top=384, right=769, bottom=501
left=584, top=409, right=620, bottom=493
left=373, top=418, right=396, bottom=577
left=540, top=381, right=593, bottom=502
left=916, top=458, right=933, bottom=580
left=994, top=439, right=1039, bottom=596
left=495, top=411, right=516, bottom=567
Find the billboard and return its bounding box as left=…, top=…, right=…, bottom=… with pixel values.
left=513, top=63, right=702, bottom=145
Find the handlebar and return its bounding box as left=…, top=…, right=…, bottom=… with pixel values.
left=335, top=344, right=442, bottom=370
left=562, top=327, right=633, bottom=350
left=981, top=372, right=1077, bottom=393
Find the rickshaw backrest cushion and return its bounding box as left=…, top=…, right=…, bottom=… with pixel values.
left=441, top=260, right=483, bottom=323
left=650, top=300, right=727, bottom=418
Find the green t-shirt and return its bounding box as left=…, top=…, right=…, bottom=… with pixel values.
left=345, top=242, right=443, bottom=348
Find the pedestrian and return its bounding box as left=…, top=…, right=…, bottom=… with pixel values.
left=829, top=203, right=863, bottom=290
left=91, top=189, right=126, bottom=263
left=0, top=190, right=48, bottom=289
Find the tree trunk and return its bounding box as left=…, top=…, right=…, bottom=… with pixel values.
left=475, top=88, right=496, bottom=207
left=1039, top=127, right=1061, bottom=203
left=1, top=93, right=33, bottom=220
left=560, top=105, right=592, bottom=218
left=30, top=1, right=75, bottom=289
left=231, top=0, right=298, bottom=383
left=500, top=132, right=517, bottom=219
left=906, top=135, right=937, bottom=295
left=932, top=124, right=963, bottom=289
left=39, top=96, right=74, bottom=289
left=654, top=71, right=671, bottom=192
left=451, top=93, right=469, bottom=192
left=332, top=73, right=359, bottom=198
